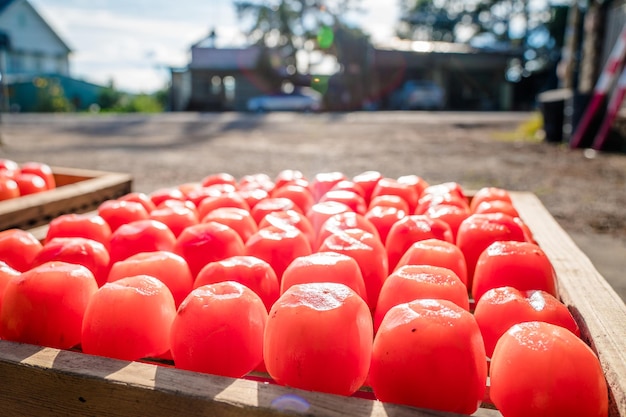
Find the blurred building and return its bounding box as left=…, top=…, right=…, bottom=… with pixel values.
left=0, top=0, right=102, bottom=111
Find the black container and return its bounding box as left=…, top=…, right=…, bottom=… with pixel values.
left=538, top=89, right=573, bottom=143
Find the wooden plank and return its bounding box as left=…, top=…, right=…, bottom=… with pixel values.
left=0, top=340, right=501, bottom=417
left=511, top=191, right=626, bottom=417
left=0, top=167, right=132, bottom=231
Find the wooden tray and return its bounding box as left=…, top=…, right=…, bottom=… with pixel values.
left=0, top=167, right=132, bottom=231
left=0, top=191, right=624, bottom=417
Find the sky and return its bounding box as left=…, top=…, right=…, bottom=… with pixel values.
left=29, top=0, right=400, bottom=94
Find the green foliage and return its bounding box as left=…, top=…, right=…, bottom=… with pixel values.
left=34, top=78, right=74, bottom=113
left=96, top=86, right=165, bottom=113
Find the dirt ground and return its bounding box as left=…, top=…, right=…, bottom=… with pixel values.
left=1, top=111, right=625, bottom=301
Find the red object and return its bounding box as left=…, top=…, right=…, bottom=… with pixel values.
left=19, top=162, right=56, bottom=190
left=174, top=222, right=245, bottom=278
left=98, top=200, right=150, bottom=232
left=250, top=197, right=302, bottom=224
left=474, top=287, right=580, bottom=358
left=270, top=184, right=315, bottom=214
left=371, top=177, right=419, bottom=213
left=352, top=170, right=383, bottom=202
left=244, top=225, right=312, bottom=282
left=258, top=209, right=316, bottom=250
left=202, top=207, right=258, bottom=243
left=471, top=240, right=557, bottom=303
left=81, top=275, right=177, bottom=361
left=385, top=214, right=454, bottom=272
left=319, top=189, right=368, bottom=214
left=369, top=299, right=487, bottom=414
left=373, top=264, right=469, bottom=331
left=394, top=238, right=467, bottom=286
left=200, top=172, right=237, bottom=188
left=196, top=192, right=251, bottom=221
left=0, top=261, right=22, bottom=316
left=469, top=187, right=513, bottom=212
left=0, top=229, right=43, bottom=272
left=109, top=219, right=177, bottom=265
left=170, top=281, right=267, bottom=377
left=14, top=172, right=47, bottom=196
left=108, top=251, right=193, bottom=308
left=0, top=261, right=98, bottom=350
left=281, top=252, right=368, bottom=303
left=32, top=237, right=111, bottom=288
left=364, top=205, right=407, bottom=244
left=318, top=228, right=388, bottom=312
left=311, top=171, right=347, bottom=202
left=45, top=213, right=112, bottom=251
left=149, top=205, right=199, bottom=238
left=0, top=176, right=20, bottom=200
left=490, top=321, right=608, bottom=417
left=264, top=282, right=373, bottom=396
left=315, top=211, right=381, bottom=251
left=118, top=192, right=157, bottom=213
left=455, top=213, right=527, bottom=291
left=194, top=255, right=279, bottom=312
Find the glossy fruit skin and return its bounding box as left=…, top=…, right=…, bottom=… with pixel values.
left=202, top=207, right=258, bottom=243
left=170, top=281, right=267, bottom=377
left=109, top=219, right=177, bottom=265
left=0, top=175, right=20, bottom=201
left=0, top=158, right=20, bottom=178
left=19, top=162, right=56, bottom=190
left=32, top=237, right=111, bottom=287
left=318, top=228, right=388, bottom=312
left=0, top=229, right=43, bottom=272
left=371, top=177, right=419, bottom=213
left=469, top=186, right=513, bottom=213
left=0, top=261, right=98, bottom=349
left=490, top=321, right=608, bottom=417
left=245, top=225, right=312, bottom=283
left=174, top=221, right=245, bottom=279
left=424, top=203, right=470, bottom=241
left=394, top=238, right=468, bottom=286
left=315, top=211, right=381, bottom=251
left=455, top=213, right=527, bottom=291
left=364, top=205, right=407, bottom=244
left=118, top=192, right=157, bottom=213
left=319, top=189, right=368, bottom=214
left=352, top=170, right=383, bottom=202
left=0, top=261, right=20, bottom=314
left=280, top=252, right=368, bottom=303
left=264, top=282, right=373, bottom=396
left=385, top=214, right=454, bottom=272
left=250, top=197, right=301, bottom=224
left=81, top=275, right=177, bottom=361
left=373, top=265, right=470, bottom=331
left=98, top=200, right=150, bottom=232
left=370, top=299, right=487, bottom=415
left=196, top=192, right=251, bottom=221
left=14, top=172, right=47, bottom=196
left=194, top=255, right=279, bottom=312
left=149, top=205, right=199, bottom=238
left=270, top=184, right=315, bottom=214
left=45, top=213, right=112, bottom=251
left=306, top=201, right=352, bottom=236
left=258, top=209, right=315, bottom=250
left=474, top=287, right=580, bottom=357
left=108, top=251, right=194, bottom=308
left=471, top=240, right=557, bottom=303
left=311, top=171, right=347, bottom=202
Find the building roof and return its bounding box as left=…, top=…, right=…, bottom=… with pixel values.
left=0, top=0, right=71, bottom=52
left=189, top=46, right=262, bottom=71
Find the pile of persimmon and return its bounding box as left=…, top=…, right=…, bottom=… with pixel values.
left=0, top=170, right=609, bottom=417
left=0, top=159, right=56, bottom=200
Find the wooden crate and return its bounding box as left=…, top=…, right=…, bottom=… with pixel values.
left=0, top=191, right=624, bottom=417
left=0, top=167, right=132, bottom=231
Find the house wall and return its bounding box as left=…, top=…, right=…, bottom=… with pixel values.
left=0, top=0, right=70, bottom=76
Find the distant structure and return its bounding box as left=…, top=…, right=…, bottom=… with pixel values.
left=170, top=30, right=286, bottom=112
left=0, top=0, right=102, bottom=112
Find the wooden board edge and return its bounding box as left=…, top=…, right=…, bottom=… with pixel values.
left=0, top=340, right=501, bottom=417
left=510, top=191, right=626, bottom=417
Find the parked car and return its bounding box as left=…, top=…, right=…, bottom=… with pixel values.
left=247, top=89, right=322, bottom=112
left=390, top=80, right=445, bottom=110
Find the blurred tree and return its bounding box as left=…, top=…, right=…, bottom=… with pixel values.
left=234, top=0, right=372, bottom=109
left=397, top=0, right=569, bottom=82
